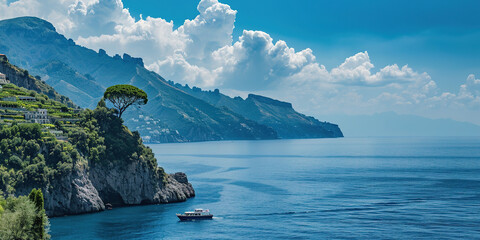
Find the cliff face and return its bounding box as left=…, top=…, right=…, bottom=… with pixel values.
left=13, top=162, right=103, bottom=216
left=43, top=164, right=104, bottom=216
left=1, top=129, right=194, bottom=218
left=89, top=160, right=194, bottom=207
left=15, top=160, right=194, bottom=217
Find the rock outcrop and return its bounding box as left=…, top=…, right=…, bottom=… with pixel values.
left=43, top=164, right=104, bottom=216
left=0, top=38, right=196, bottom=217
left=89, top=160, right=194, bottom=208
left=16, top=160, right=194, bottom=217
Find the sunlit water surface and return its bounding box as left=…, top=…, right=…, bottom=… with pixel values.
left=50, top=137, right=480, bottom=239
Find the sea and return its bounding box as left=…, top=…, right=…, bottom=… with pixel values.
left=50, top=137, right=480, bottom=239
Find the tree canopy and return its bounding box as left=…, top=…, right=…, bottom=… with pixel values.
left=0, top=189, right=50, bottom=240
left=28, top=188, right=48, bottom=240
left=103, top=85, right=148, bottom=118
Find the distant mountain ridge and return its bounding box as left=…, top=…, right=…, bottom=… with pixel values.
left=0, top=16, right=343, bottom=142
left=173, top=83, right=343, bottom=138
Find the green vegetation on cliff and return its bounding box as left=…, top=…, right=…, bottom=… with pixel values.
left=0, top=188, right=50, bottom=240
left=68, top=102, right=162, bottom=173
left=0, top=83, right=79, bottom=123
left=0, top=56, right=194, bottom=217
left=103, top=84, right=148, bottom=118
left=0, top=123, right=76, bottom=195
left=0, top=83, right=164, bottom=197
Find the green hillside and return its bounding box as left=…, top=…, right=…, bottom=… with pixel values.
left=0, top=83, right=79, bottom=124
left=0, top=80, right=163, bottom=191
left=0, top=82, right=191, bottom=218
left=0, top=54, right=74, bottom=108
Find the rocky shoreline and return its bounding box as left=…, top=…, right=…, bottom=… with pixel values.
left=16, top=160, right=195, bottom=217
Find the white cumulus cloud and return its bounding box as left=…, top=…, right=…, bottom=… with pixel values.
left=210, top=30, right=317, bottom=90
left=330, top=51, right=429, bottom=86
left=177, top=0, right=237, bottom=61
left=1, top=0, right=479, bottom=124
left=456, top=74, right=480, bottom=107
left=0, top=0, right=132, bottom=38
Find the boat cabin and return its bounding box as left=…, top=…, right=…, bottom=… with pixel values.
left=184, top=209, right=210, bottom=216
left=177, top=208, right=213, bottom=220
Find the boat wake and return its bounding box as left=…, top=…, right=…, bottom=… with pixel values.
left=219, top=205, right=392, bottom=219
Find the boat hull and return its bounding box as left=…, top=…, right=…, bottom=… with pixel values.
left=177, top=214, right=213, bottom=221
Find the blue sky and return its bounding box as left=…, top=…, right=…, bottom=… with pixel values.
left=122, top=0, right=480, bottom=91
left=1, top=0, right=479, bottom=127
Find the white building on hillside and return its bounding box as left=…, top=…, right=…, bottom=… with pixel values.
left=0, top=72, right=8, bottom=86
left=25, top=109, right=49, bottom=124
left=18, top=96, right=36, bottom=102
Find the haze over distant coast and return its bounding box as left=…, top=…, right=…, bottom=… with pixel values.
left=326, top=112, right=480, bottom=137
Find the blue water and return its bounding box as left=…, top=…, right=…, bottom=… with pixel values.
left=50, top=137, right=480, bottom=239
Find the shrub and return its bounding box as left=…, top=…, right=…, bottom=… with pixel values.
left=0, top=189, right=50, bottom=240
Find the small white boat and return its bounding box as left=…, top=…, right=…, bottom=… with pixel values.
left=176, top=209, right=213, bottom=221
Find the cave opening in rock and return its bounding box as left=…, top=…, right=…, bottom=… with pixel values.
left=99, top=187, right=125, bottom=207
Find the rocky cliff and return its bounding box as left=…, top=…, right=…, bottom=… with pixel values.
left=0, top=82, right=194, bottom=217
left=42, top=106, right=196, bottom=217
left=89, top=160, right=194, bottom=208
left=15, top=159, right=194, bottom=217
left=7, top=125, right=195, bottom=217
